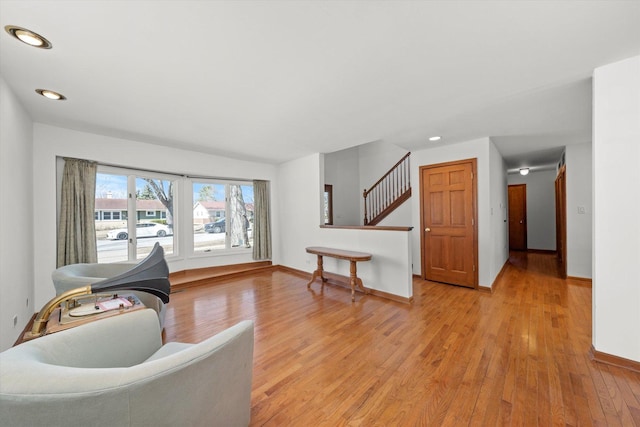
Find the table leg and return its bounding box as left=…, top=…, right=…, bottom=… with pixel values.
left=349, top=261, right=357, bottom=302
left=306, top=255, right=325, bottom=289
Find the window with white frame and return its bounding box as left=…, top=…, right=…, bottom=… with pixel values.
left=94, top=169, right=176, bottom=262
left=134, top=175, right=175, bottom=260
left=89, top=166, right=260, bottom=263
left=192, top=180, right=253, bottom=253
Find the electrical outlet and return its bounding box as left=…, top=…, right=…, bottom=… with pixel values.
left=13, top=315, right=18, bottom=327
left=578, top=206, right=586, bottom=214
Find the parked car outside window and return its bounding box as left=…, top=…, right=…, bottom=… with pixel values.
left=204, top=218, right=225, bottom=234
left=106, top=223, right=171, bottom=240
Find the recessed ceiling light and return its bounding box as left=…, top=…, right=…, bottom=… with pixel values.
left=36, top=89, right=66, bottom=100
left=4, top=25, right=52, bottom=49
left=429, top=136, right=441, bottom=142
left=519, top=168, right=530, bottom=176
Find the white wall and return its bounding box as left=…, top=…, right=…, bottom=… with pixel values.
left=278, top=153, right=413, bottom=299
left=311, top=227, right=413, bottom=299
left=358, top=139, right=409, bottom=190
left=324, top=146, right=361, bottom=225
left=593, top=55, right=640, bottom=362
left=378, top=199, right=412, bottom=227
left=489, top=141, right=509, bottom=283
left=410, top=137, right=494, bottom=287
left=507, top=169, right=557, bottom=251
left=0, top=76, right=35, bottom=351
left=565, top=142, right=592, bottom=279
left=277, top=153, right=324, bottom=270
left=32, top=124, right=279, bottom=310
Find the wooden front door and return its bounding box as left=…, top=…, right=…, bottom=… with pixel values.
left=420, top=159, right=477, bottom=289
left=508, top=184, right=527, bottom=250
left=555, top=166, right=567, bottom=278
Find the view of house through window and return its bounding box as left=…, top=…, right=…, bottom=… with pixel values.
left=94, top=168, right=254, bottom=262
left=94, top=171, right=175, bottom=263
left=95, top=172, right=128, bottom=263
left=134, top=176, right=174, bottom=260
left=192, top=181, right=253, bottom=253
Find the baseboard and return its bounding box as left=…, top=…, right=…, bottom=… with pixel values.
left=487, top=259, right=510, bottom=292
left=567, top=276, right=592, bottom=287
left=274, top=265, right=310, bottom=278
left=368, top=288, right=413, bottom=304
left=527, top=249, right=557, bottom=254
left=590, top=345, right=640, bottom=373
left=278, top=265, right=413, bottom=304
left=478, top=285, right=492, bottom=294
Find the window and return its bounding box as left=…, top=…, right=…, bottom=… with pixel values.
left=324, top=184, right=333, bottom=225
left=192, top=181, right=253, bottom=253
left=91, top=166, right=262, bottom=262
left=134, top=176, right=175, bottom=260
left=95, top=172, right=128, bottom=262
left=95, top=170, right=176, bottom=262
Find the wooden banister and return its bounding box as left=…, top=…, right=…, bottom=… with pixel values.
left=363, top=152, right=411, bottom=225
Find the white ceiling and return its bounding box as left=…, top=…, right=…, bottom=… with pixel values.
left=1, top=1, right=639, bottom=166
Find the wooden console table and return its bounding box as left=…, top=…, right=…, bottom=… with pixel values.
left=305, top=246, right=372, bottom=301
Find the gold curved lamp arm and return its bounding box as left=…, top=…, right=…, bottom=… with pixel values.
left=24, top=285, right=92, bottom=340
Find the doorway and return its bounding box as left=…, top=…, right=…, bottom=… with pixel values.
left=419, top=159, right=478, bottom=289
left=555, top=166, right=567, bottom=278
left=508, top=184, right=527, bottom=250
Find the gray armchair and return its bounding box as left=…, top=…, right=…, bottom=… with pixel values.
left=0, top=309, right=254, bottom=427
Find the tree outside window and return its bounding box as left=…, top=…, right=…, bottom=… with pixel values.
left=192, top=181, right=253, bottom=253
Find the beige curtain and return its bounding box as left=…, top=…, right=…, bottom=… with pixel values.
left=252, top=180, right=272, bottom=260
left=57, top=158, right=98, bottom=267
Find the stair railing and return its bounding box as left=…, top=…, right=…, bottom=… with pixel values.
left=363, top=152, right=411, bottom=225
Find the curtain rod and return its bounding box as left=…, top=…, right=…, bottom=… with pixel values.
left=64, top=157, right=255, bottom=183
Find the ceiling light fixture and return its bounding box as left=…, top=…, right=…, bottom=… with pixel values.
left=4, top=25, right=52, bottom=49
left=429, top=136, right=441, bottom=142
left=519, top=168, right=530, bottom=176
left=36, top=89, right=66, bottom=100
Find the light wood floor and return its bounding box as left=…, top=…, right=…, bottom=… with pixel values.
left=162, top=252, right=640, bottom=426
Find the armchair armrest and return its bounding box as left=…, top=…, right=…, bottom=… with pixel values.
left=1, top=313, right=254, bottom=427
left=6, top=309, right=162, bottom=374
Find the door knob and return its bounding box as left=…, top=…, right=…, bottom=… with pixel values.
left=425, top=228, right=431, bottom=232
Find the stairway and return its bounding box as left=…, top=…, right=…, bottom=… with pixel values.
left=363, top=152, right=411, bottom=225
